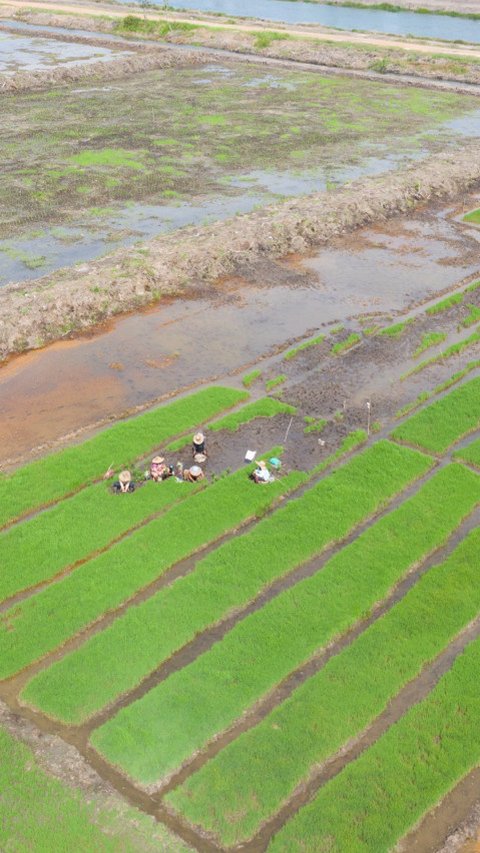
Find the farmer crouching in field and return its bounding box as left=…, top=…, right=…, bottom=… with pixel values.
left=251, top=460, right=274, bottom=484
left=192, top=431, right=207, bottom=462
left=182, top=464, right=205, bottom=483
left=149, top=456, right=173, bottom=482
left=113, top=470, right=135, bottom=494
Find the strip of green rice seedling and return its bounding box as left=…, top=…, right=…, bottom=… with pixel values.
left=242, top=369, right=261, bottom=388
left=426, top=291, right=464, bottom=315
left=169, top=523, right=480, bottom=845
left=392, top=376, right=480, bottom=453
left=413, top=331, right=447, bottom=358
left=465, top=279, right=480, bottom=293
left=283, top=335, right=324, bottom=361
left=91, top=441, right=434, bottom=784
left=330, top=333, right=361, bottom=355
left=394, top=360, right=480, bottom=418
left=463, top=208, right=480, bottom=223
left=0, top=726, right=188, bottom=853
left=303, top=418, right=327, bottom=435
left=265, top=375, right=286, bottom=392
left=0, top=386, right=247, bottom=530
left=379, top=318, right=413, bottom=338
left=24, top=437, right=428, bottom=725
left=460, top=303, right=480, bottom=328
left=0, top=478, right=196, bottom=605
left=402, top=330, right=480, bottom=379
left=0, top=464, right=304, bottom=680
left=165, top=398, right=294, bottom=452
left=453, top=436, right=480, bottom=469
left=268, top=603, right=480, bottom=853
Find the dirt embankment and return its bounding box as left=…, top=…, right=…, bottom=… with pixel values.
left=327, top=0, right=480, bottom=14
left=1, top=142, right=479, bottom=362
left=0, top=35, right=213, bottom=93
left=9, top=8, right=480, bottom=86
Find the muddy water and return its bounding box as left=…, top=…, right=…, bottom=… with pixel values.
left=1, top=203, right=479, bottom=464
left=0, top=31, right=131, bottom=74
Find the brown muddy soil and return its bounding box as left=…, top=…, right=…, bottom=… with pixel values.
left=1, top=145, right=479, bottom=363
left=1, top=195, right=479, bottom=466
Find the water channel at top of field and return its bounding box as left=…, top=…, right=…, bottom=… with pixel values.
left=118, top=0, right=480, bottom=43
left=1, top=200, right=479, bottom=464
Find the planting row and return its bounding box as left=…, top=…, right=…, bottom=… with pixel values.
left=268, top=586, right=480, bottom=852
left=391, top=376, right=480, bottom=453
left=0, top=463, right=305, bottom=679
left=0, top=385, right=247, bottom=529
left=24, top=440, right=432, bottom=725
left=168, top=522, right=480, bottom=845
left=90, top=441, right=435, bottom=785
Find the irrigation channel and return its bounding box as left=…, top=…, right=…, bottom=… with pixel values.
left=114, top=0, right=480, bottom=43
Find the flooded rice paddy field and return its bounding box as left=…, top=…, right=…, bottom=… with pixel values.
left=1, top=196, right=479, bottom=466
left=0, top=30, right=133, bottom=74
left=1, top=57, right=480, bottom=284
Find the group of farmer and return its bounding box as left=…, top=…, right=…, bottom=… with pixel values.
left=112, top=432, right=207, bottom=493
left=113, top=429, right=275, bottom=494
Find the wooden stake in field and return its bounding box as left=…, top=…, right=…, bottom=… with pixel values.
left=366, top=400, right=371, bottom=436
left=284, top=416, right=294, bottom=444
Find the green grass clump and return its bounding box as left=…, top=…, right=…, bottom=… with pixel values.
left=401, top=330, right=480, bottom=379
left=463, top=207, right=480, bottom=223
left=265, top=374, right=287, bottom=391
left=91, top=441, right=433, bottom=783
left=379, top=318, right=413, bottom=338
left=170, top=518, right=480, bottom=845
left=0, top=386, right=246, bottom=530
left=268, top=579, right=480, bottom=852
left=70, top=148, right=144, bottom=170
left=283, top=334, right=324, bottom=361
left=0, top=479, right=194, bottom=606
left=208, top=398, right=295, bottom=432
left=453, top=436, right=480, bottom=469
left=242, top=369, right=261, bottom=388
left=392, top=376, right=480, bottom=453
left=253, top=30, right=289, bottom=49
left=460, top=303, right=480, bottom=328
left=426, top=291, right=464, bottom=315
left=413, top=331, right=446, bottom=357
left=330, top=333, right=361, bottom=355
left=0, top=463, right=295, bottom=680
left=0, top=726, right=186, bottom=852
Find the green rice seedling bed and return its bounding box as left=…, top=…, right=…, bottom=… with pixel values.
left=379, top=318, right=413, bottom=338
left=265, top=375, right=286, bottom=392
left=0, top=478, right=195, bottom=605
left=453, top=436, right=480, bottom=468
left=0, top=465, right=302, bottom=680
left=391, top=376, right=480, bottom=453
left=0, top=725, right=188, bottom=853
left=460, top=303, right=480, bottom=328
left=268, top=585, right=480, bottom=853
left=413, top=331, right=446, bottom=358
left=463, top=207, right=480, bottom=223
left=394, top=360, right=480, bottom=419
left=426, top=292, right=464, bottom=315
left=91, top=441, right=433, bottom=784
left=242, top=370, right=262, bottom=388
left=401, top=329, right=480, bottom=379
left=330, top=333, right=361, bottom=355
left=283, top=335, right=324, bottom=361
left=0, top=386, right=247, bottom=529
left=25, top=439, right=433, bottom=726
left=169, top=522, right=480, bottom=845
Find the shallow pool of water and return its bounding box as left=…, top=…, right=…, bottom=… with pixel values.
left=0, top=31, right=130, bottom=74
left=127, top=0, right=480, bottom=43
